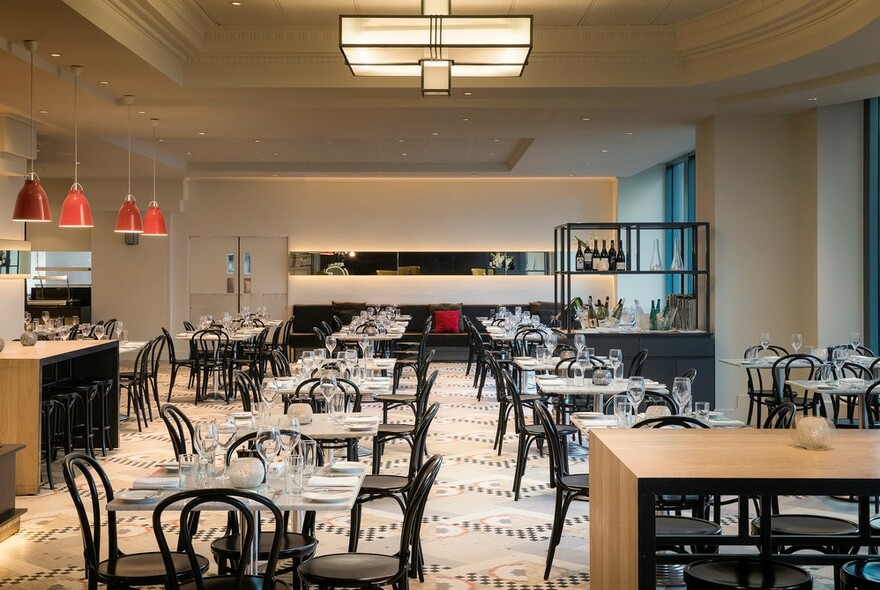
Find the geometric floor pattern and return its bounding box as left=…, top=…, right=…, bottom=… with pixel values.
left=0, top=361, right=853, bottom=589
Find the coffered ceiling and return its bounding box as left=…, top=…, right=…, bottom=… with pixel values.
left=0, top=0, right=877, bottom=182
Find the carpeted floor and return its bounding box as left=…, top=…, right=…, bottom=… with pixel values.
left=0, top=361, right=854, bottom=589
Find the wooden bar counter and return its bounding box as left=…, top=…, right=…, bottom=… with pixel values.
left=0, top=340, right=119, bottom=494
left=589, top=429, right=880, bottom=589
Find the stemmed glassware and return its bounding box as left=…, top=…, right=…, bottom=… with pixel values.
left=93, top=324, right=106, bottom=340
left=255, top=426, right=281, bottom=486
left=335, top=352, right=349, bottom=378
left=850, top=332, right=862, bottom=351
left=672, top=377, right=692, bottom=416
left=759, top=333, right=771, bottom=357
left=80, top=323, right=91, bottom=339
left=114, top=321, right=124, bottom=340
left=261, top=381, right=279, bottom=417
left=41, top=311, right=50, bottom=326
left=832, top=348, right=847, bottom=383
left=301, top=351, right=316, bottom=377
left=325, top=334, right=337, bottom=358
left=608, top=349, right=623, bottom=379
left=575, top=352, right=590, bottom=385
left=358, top=333, right=370, bottom=358
left=279, top=417, right=301, bottom=458
left=194, top=422, right=219, bottom=480
left=319, top=370, right=338, bottom=414
left=791, top=333, right=803, bottom=354
left=545, top=331, right=558, bottom=358
left=573, top=333, right=586, bottom=355
left=214, top=418, right=237, bottom=478
left=626, top=376, right=645, bottom=414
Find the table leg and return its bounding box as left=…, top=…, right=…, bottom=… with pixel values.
left=245, top=508, right=261, bottom=576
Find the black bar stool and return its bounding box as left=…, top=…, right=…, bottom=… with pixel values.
left=656, top=516, right=721, bottom=587
left=44, top=381, right=99, bottom=457
left=68, top=377, right=114, bottom=456
left=684, top=558, right=813, bottom=589
left=841, top=559, right=880, bottom=589
left=40, top=398, right=63, bottom=489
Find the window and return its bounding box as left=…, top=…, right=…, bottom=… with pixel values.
left=665, top=152, right=695, bottom=292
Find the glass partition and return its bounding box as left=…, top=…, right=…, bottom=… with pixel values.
left=289, top=251, right=550, bottom=276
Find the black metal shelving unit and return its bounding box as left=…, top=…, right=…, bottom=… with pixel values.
left=553, top=221, right=711, bottom=331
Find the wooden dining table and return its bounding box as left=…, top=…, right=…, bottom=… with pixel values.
left=589, top=428, right=880, bottom=589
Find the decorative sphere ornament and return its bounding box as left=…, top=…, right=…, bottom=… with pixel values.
left=592, top=368, right=612, bottom=385
left=227, top=457, right=265, bottom=489
left=20, top=331, right=38, bottom=347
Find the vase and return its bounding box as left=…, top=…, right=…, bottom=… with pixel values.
left=20, top=330, right=37, bottom=347
left=649, top=238, right=663, bottom=271
left=287, top=403, right=313, bottom=424
left=670, top=237, right=684, bottom=271
left=791, top=416, right=835, bottom=450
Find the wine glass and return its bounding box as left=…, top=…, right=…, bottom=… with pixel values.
left=279, top=417, right=301, bottom=458
left=545, top=331, right=558, bottom=358
left=344, top=348, right=358, bottom=368
left=672, top=377, right=692, bottom=415
left=314, top=348, right=328, bottom=364
left=573, top=333, right=586, bottom=355
left=832, top=348, right=847, bottom=381
left=576, top=352, right=590, bottom=383
left=358, top=333, right=370, bottom=358
left=255, top=426, right=281, bottom=483
left=325, top=334, right=337, bottom=357
left=759, top=333, right=771, bottom=356
left=335, top=351, right=348, bottom=378
left=80, top=323, right=91, bottom=339
left=626, top=376, right=645, bottom=414
left=608, top=349, right=623, bottom=379
left=850, top=332, right=861, bottom=351
left=214, top=418, right=237, bottom=478
left=114, top=321, right=124, bottom=340
left=319, top=370, right=338, bottom=413
left=93, top=324, right=106, bottom=341
left=301, top=351, right=315, bottom=376
left=791, top=333, right=803, bottom=354
left=194, top=422, right=219, bottom=479
left=41, top=311, right=50, bottom=326
left=261, top=381, right=279, bottom=416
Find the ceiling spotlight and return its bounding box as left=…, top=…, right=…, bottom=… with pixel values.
left=137, top=110, right=146, bottom=114
left=38, top=110, right=49, bottom=114
left=198, top=131, right=206, bottom=135
left=186, top=151, right=192, bottom=155
left=626, top=132, right=635, bottom=136
left=230, top=0, right=242, bottom=5
left=99, top=80, right=110, bottom=84
left=49, top=52, right=61, bottom=58
left=464, top=92, right=472, bottom=96
left=401, top=152, right=408, bottom=156
left=273, top=152, right=280, bottom=156
left=808, top=97, right=819, bottom=101
left=397, top=139, right=405, bottom=143
left=460, top=117, right=469, bottom=122
left=581, top=117, right=590, bottom=121
left=431, top=132, right=440, bottom=136
left=158, top=138, right=165, bottom=142
left=601, top=149, right=608, bottom=153
left=253, top=139, right=261, bottom=143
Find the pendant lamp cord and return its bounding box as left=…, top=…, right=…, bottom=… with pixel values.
left=29, top=46, right=34, bottom=175
left=127, top=100, right=131, bottom=196
left=152, top=119, right=157, bottom=201
left=73, top=70, right=78, bottom=185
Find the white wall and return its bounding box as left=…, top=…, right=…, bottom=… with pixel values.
left=0, top=117, right=31, bottom=341
left=174, top=177, right=618, bottom=330
left=816, top=103, right=863, bottom=346
left=616, top=162, right=666, bottom=306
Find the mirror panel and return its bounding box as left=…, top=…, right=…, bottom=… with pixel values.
left=289, top=251, right=550, bottom=276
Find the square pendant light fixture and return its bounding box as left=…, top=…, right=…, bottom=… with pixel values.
left=340, top=0, right=532, bottom=96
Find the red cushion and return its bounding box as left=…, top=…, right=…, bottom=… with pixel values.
left=433, top=310, right=461, bottom=333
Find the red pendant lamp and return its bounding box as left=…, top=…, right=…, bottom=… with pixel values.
left=59, top=65, right=93, bottom=228
left=142, top=118, right=168, bottom=236
left=12, top=40, right=51, bottom=223
left=114, top=95, right=143, bottom=233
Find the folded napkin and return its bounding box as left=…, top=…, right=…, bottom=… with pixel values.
left=307, top=475, right=359, bottom=488
left=762, top=355, right=780, bottom=362
left=132, top=477, right=178, bottom=490
left=538, top=378, right=565, bottom=386
left=841, top=377, right=865, bottom=383
left=345, top=416, right=380, bottom=424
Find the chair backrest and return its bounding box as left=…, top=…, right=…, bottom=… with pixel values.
left=680, top=367, right=697, bottom=384
left=407, top=403, right=440, bottom=480
left=840, top=362, right=873, bottom=381
left=62, top=452, right=118, bottom=576
left=484, top=351, right=509, bottom=404
left=269, top=347, right=291, bottom=377
left=193, top=328, right=228, bottom=363
left=396, top=454, right=443, bottom=575
left=414, top=369, right=440, bottom=418
left=291, top=376, right=362, bottom=413
left=534, top=400, right=569, bottom=478
left=554, top=356, right=603, bottom=378
left=771, top=353, right=822, bottom=402
left=225, top=432, right=323, bottom=467
left=332, top=315, right=344, bottom=331
left=153, top=488, right=285, bottom=590
left=764, top=401, right=797, bottom=429
left=67, top=323, right=80, bottom=340
left=513, top=328, right=545, bottom=357
left=161, top=327, right=178, bottom=362
left=643, top=391, right=678, bottom=414
left=234, top=370, right=262, bottom=412
left=632, top=416, right=711, bottom=429
left=628, top=348, right=649, bottom=377
left=160, top=404, right=195, bottom=457
left=743, top=344, right=789, bottom=394
left=104, top=319, right=117, bottom=339
left=148, top=334, right=166, bottom=377
left=501, top=369, right=529, bottom=432
left=321, top=321, right=333, bottom=338
left=864, top=381, right=880, bottom=428
left=313, top=326, right=326, bottom=345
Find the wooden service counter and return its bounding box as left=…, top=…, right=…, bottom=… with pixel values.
left=0, top=340, right=119, bottom=494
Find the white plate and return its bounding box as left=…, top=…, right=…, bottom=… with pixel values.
left=707, top=411, right=725, bottom=418
left=331, top=461, right=366, bottom=473
left=572, top=412, right=605, bottom=420
left=117, top=490, right=161, bottom=503
left=347, top=423, right=376, bottom=431
left=156, top=461, right=179, bottom=471
left=304, top=491, right=350, bottom=503
left=231, top=412, right=252, bottom=419
left=345, top=416, right=379, bottom=423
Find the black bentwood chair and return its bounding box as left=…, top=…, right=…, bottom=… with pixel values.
left=62, top=452, right=209, bottom=590
left=153, top=488, right=291, bottom=590
left=684, top=558, right=813, bottom=589
left=298, top=454, right=444, bottom=589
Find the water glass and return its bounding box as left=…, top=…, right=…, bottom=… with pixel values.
left=626, top=376, right=645, bottom=412
left=284, top=455, right=304, bottom=495
left=329, top=391, right=346, bottom=423
left=614, top=398, right=633, bottom=428
left=694, top=401, right=710, bottom=418
left=299, top=440, right=318, bottom=476
left=534, top=345, right=548, bottom=363
left=178, top=453, right=199, bottom=490
left=121, top=330, right=129, bottom=344
left=253, top=402, right=268, bottom=429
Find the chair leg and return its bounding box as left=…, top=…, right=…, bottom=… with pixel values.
left=348, top=503, right=362, bottom=552
left=544, top=487, right=567, bottom=580
left=512, top=434, right=531, bottom=501
left=477, top=365, right=487, bottom=401
left=168, top=364, right=180, bottom=401
left=372, top=436, right=382, bottom=475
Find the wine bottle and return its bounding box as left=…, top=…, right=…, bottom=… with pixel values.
left=608, top=240, right=617, bottom=271
left=584, top=239, right=593, bottom=271
left=596, top=300, right=607, bottom=321
left=592, top=240, right=599, bottom=272
left=611, top=298, right=625, bottom=319
left=649, top=300, right=659, bottom=330
left=575, top=239, right=585, bottom=272
left=605, top=296, right=610, bottom=311
left=587, top=296, right=597, bottom=320
left=599, top=240, right=609, bottom=271
left=616, top=239, right=627, bottom=271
